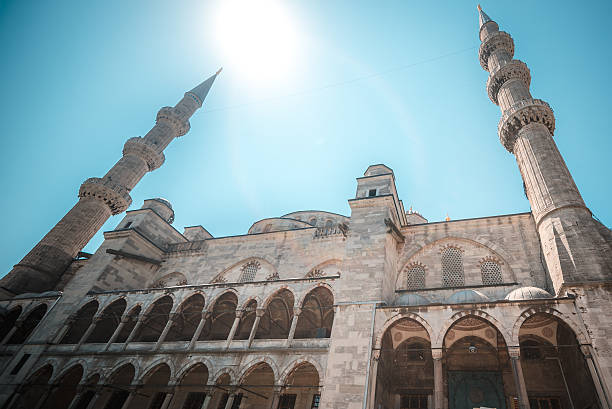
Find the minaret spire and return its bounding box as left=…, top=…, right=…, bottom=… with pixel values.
left=477, top=8, right=612, bottom=295
left=0, top=70, right=221, bottom=295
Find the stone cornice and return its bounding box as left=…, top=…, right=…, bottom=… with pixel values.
left=487, top=59, right=530, bottom=105
left=479, top=31, right=514, bottom=71
left=79, top=177, right=131, bottom=215
left=498, top=99, right=555, bottom=152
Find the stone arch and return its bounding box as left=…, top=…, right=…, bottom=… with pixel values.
left=238, top=356, right=280, bottom=384
left=103, top=359, right=141, bottom=384
left=133, top=295, right=173, bottom=343
left=60, top=300, right=100, bottom=344
left=433, top=309, right=510, bottom=349
left=139, top=359, right=175, bottom=384
left=86, top=297, right=127, bottom=343
left=279, top=357, right=323, bottom=386
left=165, top=292, right=205, bottom=342
left=295, top=285, right=335, bottom=339
left=45, top=362, right=84, bottom=409
left=206, top=288, right=239, bottom=313
left=375, top=312, right=434, bottom=350
left=142, top=293, right=176, bottom=315
left=511, top=306, right=589, bottom=346
left=0, top=305, right=23, bottom=341
left=199, top=290, right=238, bottom=341
left=176, top=358, right=214, bottom=383
left=54, top=359, right=89, bottom=383
left=257, top=288, right=295, bottom=339
left=212, top=368, right=237, bottom=385
left=28, top=359, right=59, bottom=382
left=97, top=295, right=128, bottom=312
left=262, top=286, right=296, bottom=309
left=238, top=295, right=262, bottom=311
left=150, top=271, right=188, bottom=288
left=7, top=303, right=48, bottom=344
left=398, top=236, right=519, bottom=287
left=295, top=282, right=336, bottom=309
left=212, top=257, right=277, bottom=283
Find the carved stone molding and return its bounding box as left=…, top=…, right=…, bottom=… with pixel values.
left=156, top=107, right=190, bottom=137
left=123, top=137, right=165, bottom=171
left=498, top=98, right=555, bottom=152
left=79, top=177, right=131, bottom=215
left=479, top=31, right=514, bottom=71
left=487, top=60, right=531, bottom=104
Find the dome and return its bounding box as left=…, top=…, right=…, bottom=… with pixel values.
left=151, top=197, right=173, bottom=209
left=446, top=290, right=490, bottom=304
left=505, top=286, right=552, bottom=301
left=395, top=293, right=431, bottom=306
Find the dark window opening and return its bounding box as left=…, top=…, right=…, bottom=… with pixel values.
left=368, top=189, right=377, bottom=197
left=311, top=394, right=321, bottom=409
left=400, top=394, right=428, bottom=409
left=279, top=394, right=297, bottom=409
left=183, top=392, right=206, bottom=409
left=124, top=221, right=132, bottom=229
left=10, top=354, right=30, bottom=375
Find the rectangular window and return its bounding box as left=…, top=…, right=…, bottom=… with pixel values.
left=10, top=354, right=30, bottom=375
left=149, top=392, right=167, bottom=409
left=311, top=394, right=321, bottom=408
left=368, top=189, right=377, bottom=197
left=529, top=397, right=561, bottom=409
left=278, top=394, right=297, bottom=409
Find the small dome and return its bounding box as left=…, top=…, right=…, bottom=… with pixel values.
left=151, top=198, right=173, bottom=209
left=505, top=286, right=552, bottom=301
left=447, top=290, right=489, bottom=304
left=395, top=293, right=430, bottom=306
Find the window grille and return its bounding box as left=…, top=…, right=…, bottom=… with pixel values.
left=405, top=265, right=425, bottom=289
left=442, top=247, right=464, bottom=287
left=481, top=260, right=502, bottom=285
left=239, top=261, right=260, bottom=282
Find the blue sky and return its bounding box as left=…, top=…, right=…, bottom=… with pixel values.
left=1, top=1, right=610, bottom=279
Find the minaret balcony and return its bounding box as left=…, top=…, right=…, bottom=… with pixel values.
left=79, top=177, right=132, bottom=214
left=478, top=31, right=514, bottom=71
left=156, top=107, right=190, bottom=137
left=497, top=98, right=555, bottom=152
left=486, top=60, right=531, bottom=105
left=123, top=137, right=165, bottom=171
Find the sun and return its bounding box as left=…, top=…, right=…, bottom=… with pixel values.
left=213, top=0, right=301, bottom=83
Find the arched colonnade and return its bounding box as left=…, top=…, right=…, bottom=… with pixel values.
left=8, top=357, right=323, bottom=409
left=371, top=307, right=608, bottom=409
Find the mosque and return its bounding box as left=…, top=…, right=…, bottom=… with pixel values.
left=0, top=6, right=610, bottom=409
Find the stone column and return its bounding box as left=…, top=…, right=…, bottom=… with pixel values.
left=189, top=311, right=211, bottom=350
left=3, top=386, right=24, bottom=409
left=52, top=314, right=77, bottom=343
left=67, top=385, right=88, bottom=409
left=286, top=308, right=301, bottom=345
left=84, top=387, right=103, bottom=409
left=247, top=309, right=266, bottom=347
left=367, top=350, right=380, bottom=409
left=225, top=310, right=244, bottom=348
left=159, top=386, right=176, bottom=409
left=122, top=312, right=146, bottom=350
left=0, top=320, right=22, bottom=345
left=508, top=347, right=530, bottom=409
left=154, top=312, right=178, bottom=350
left=581, top=345, right=611, bottom=409
left=432, top=348, right=444, bottom=409
left=268, top=386, right=282, bottom=409
left=32, top=385, right=54, bottom=409
left=104, top=312, right=130, bottom=351
left=75, top=315, right=102, bottom=351
left=200, top=386, right=214, bottom=409
left=223, top=392, right=236, bottom=409
left=120, top=385, right=140, bottom=409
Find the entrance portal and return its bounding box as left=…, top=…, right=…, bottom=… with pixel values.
left=448, top=371, right=506, bottom=409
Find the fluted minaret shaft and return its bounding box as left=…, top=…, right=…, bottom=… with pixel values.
left=0, top=70, right=221, bottom=295
left=477, top=7, right=611, bottom=294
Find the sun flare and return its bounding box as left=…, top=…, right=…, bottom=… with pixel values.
left=213, top=0, right=301, bottom=83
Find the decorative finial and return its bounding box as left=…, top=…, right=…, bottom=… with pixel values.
left=409, top=206, right=413, bottom=213
left=445, top=213, right=451, bottom=222
left=477, top=4, right=482, bottom=11
left=216, top=67, right=223, bottom=75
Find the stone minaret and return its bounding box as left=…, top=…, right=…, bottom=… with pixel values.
left=1, top=69, right=222, bottom=295
left=477, top=6, right=612, bottom=294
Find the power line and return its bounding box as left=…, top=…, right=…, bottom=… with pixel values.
left=203, top=45, right=478, bottom=114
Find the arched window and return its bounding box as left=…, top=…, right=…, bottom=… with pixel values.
left=481, top=260, right=502, bottom=285
left=441, top=247, right=464, bottom=287
left=239, top=261, right=260, bottom=283
left=309, top=217, right=317, bottom=226
left=404, top=264, right=425, bottom=289
left=325, top=220, right=333, bottom=228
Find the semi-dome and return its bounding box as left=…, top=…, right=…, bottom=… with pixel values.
left=395, top=293, right=431, bottom=306
left=505, top=286, right=552, bottom=301
left=446, top=289, right=490, bottom=304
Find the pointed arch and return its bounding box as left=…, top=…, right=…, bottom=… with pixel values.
left=60, top=300, right=99, bottom=344
left=7, top=303, right=48, bottom=344
left=211, top=257, right=278, bottom=283
left=433, top=309, right=510, bottom=349
left=86, top=298, right=126, bottom=343
left=199, top=291, right=238, bottom=341
left=279, top=357, right=323, bottom=386
left=375, top=312, right=434, bottom=350
left=511, top=306, right=589, bottom=346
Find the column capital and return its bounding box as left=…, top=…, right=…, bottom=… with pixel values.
left=201, top=310, right=212, bottom=319
left=293, top=307, right=302, bottom=316
left=256, top=308, right=266, bottom=317
left=372, top=349, right=381, bottom=360
left=168, top=312, right=180, bottom=322
left=580, top=344, right=593, bottom=358
left=431, top=348, right=443, bottom=360
left=234, top=309, right=244, bottom=319
left=508, top=346, right=521, bottom=359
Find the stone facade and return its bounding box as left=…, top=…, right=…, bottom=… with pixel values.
left=0, top=8, right=610, bottom=409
